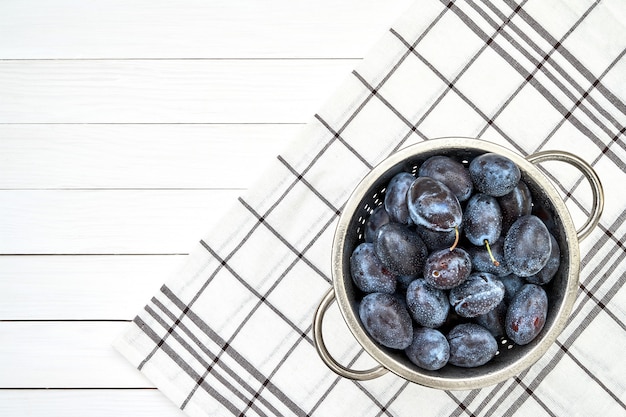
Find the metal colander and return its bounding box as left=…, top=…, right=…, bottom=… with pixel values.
left=314, top=137, right=603, bottom=390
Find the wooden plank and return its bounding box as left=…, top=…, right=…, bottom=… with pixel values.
left=0, top=0, right=414, bottom=59
left=0, top=255, right=187, bottom=320
left=0, top=60, right=356, bottom=123
left=0, top=190, right=239, bottom=254
left=0, top=124, right=298, bottom=189
left=0, top=390, right=184, bottom=417
left=0, top=322, right=152, bottom=388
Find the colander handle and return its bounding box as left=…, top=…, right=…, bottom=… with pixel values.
left=313, top=288, right=388, bottom=380
left=526, top=150, right=604, bottom=241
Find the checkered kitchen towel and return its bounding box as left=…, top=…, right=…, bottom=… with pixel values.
left=115, top=0, right=626, bottom=416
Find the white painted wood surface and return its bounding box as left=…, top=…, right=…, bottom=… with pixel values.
left=0, top=124, right=300, bottom=189
left=0, top=0, right=415, bottom=59
left=0, top=60, right=356, bottom=123
left=0, top=189, right=239, bottom=254
left=0, top=0, right=414, bottom=415
left=0, top=390, right=184, bottom=417
left=0, top=255, right=186, bottom=319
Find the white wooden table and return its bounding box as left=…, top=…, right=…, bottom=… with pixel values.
left=0, top=1, right=415, bottom=415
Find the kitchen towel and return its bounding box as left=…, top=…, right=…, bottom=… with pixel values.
left=114, top=0, right=626, bottom=416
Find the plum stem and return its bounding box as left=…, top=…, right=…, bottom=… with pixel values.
left=484, top=239, right=500, bottom=267
left=449, top=226, right=460, bottom=251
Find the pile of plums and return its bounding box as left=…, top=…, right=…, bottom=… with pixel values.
left=350, top=152, right=559, bottom=370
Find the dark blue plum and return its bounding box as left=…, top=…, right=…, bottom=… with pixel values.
left=423, top=248, right=472, bottom=290
left=350, top=242, right=396, bottom=294
left=447, top=323, right=498, bottom=368
left=414, top=224, right=459, bottom=252
left=396, top=274, right=417, bottom=291
left=505, top=284, right=548, bottom=345
left=418, top=155, right=473, bottom=202
left=406, top=278, right=450, bottom=328
left=449, top=272, right=505, bottom=318
left=498, top=180, right=532, bottom=231
left=463, top=193, right=502, bottom=246
left=500, top=274, right=525, bottom=303
left=526, top=233, right=560, bottom=285
left=467, top=238, right=510, bottom=277
left=469, top=153, right=521, bottom=197
left=405, top=328, right=450, bottom=370
left=407, top=177, right=462, bottom=232
left=359, top=292, right=413, bottom=349
left=384, top=172, right=415, bottom=224
left=374, top=223, right=428, bottom=276
left=504, top=215, right=551, bottom=277
left=364, top=205, right=390, bottom=243
left=475, top=300, right=507, bottom=337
